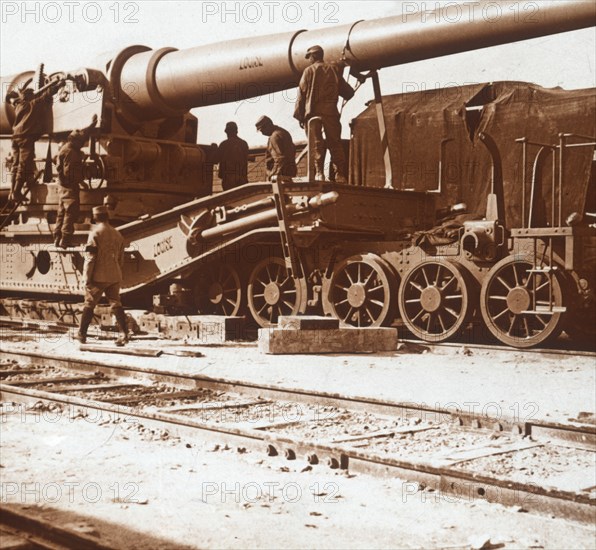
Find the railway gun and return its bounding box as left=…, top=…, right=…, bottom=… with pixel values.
left=1, top=1, right=595, bottom=348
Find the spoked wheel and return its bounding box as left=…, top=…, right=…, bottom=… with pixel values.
left=480, top=256, right=565, bottom=348
left=195, top=263, right=242, bottom=316
left=398, top=260, right=473, bottom=342
left=329, top=254, right=397, bottom=327
left=247, top=257, right=306, bottom=327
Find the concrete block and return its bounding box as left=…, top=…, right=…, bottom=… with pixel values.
left=196, top=315, right=246, bottom=343
left=258, top=327, right=398, bottom=354
left=173, top=316, right=201, bottom=339
left=129, top=313, right=248, bottom=342
left=136, top=312, right=165, bottom=333
left=278, top=315, right=340, bottom=330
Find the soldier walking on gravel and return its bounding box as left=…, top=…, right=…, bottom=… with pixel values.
left=294, top=45, right=354, bottom=183
left=54, top=114, right=98, bottom=248
left=255, top=115, right=297, bottom=180
left=77, top=205, right=129, bottom=346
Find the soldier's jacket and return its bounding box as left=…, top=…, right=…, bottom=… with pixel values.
left=294, top=61, right=354, bottom=123
left=57, top=142, right=86, bottom=190
left=11, top=87, right=55, bottom=139
left=266, top=126, right=297, bottom=178
left=217, top=135, right=249, bottom=189
left=83, top=222, right=125, bottom=284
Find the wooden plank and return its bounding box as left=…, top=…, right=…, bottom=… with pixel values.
left=52, top=383, right=142, bottom=393
left=0, top=369, right=45, bottom=378
left=107, top=390, right=207, bottom=405
left=159, top=399, right=270, bottom=413
left=330, top=425, right=438, bottom=444
left=79, top=344, right=162, bottom=357
left=431, top=440, right=544, bottom=467
left=3, top=375, right=102, bottom=386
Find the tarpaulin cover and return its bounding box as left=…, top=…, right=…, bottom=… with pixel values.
left=349, top=82, right=595, bottom=228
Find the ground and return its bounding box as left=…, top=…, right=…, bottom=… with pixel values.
left=1, top=408, right=595, bottom=550
left=2, top=333, right=595, bottom=423
left=1, top=332, right=595, bottom=548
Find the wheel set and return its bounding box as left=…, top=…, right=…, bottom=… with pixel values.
left=193, top=255, right=307, bottom=327
left=398, top=260, right=474, bottom=343
left=192, top=251, right=575, bottom=348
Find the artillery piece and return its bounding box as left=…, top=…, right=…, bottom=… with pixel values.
left=1, top=1, right=595, bottom=348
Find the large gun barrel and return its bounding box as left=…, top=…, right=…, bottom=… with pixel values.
left=1, top=0, right=594, bottom=129
left=115, top=0, right=594, bottom=120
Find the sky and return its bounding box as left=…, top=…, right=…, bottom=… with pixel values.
left=1, top=0, right=595, bottom=145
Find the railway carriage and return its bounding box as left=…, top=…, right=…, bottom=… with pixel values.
left=1, top=2, right=595, bottom=349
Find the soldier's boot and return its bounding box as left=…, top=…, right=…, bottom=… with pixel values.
left=335, top=166, right=348, bottom=185
left=314, top=160, right=325, bottom=182
left=53, top=232, right=62, bottom=247
left=113, top=307, right=129, bottom=346
left=8, top=173, right=17, bottom=202
left=59, top=234, right=74, bottom=248
left=77, top=307, right=94, bottom=344
left=11, top=179, right=27, bottom=203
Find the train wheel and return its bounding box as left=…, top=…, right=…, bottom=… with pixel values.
left=247, top=257, right=305, bottom=327
left=329, top=254, right=397, bottom=327
left=398, top=260, right=473, bottom=342
left=195, top=263, right=242, bottom=316
left=480, top=257, right=564, bottom=348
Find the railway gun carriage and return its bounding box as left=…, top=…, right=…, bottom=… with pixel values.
left=345, top=82, right=596, bottom=348
left=0, top=1, right=594, bottom=349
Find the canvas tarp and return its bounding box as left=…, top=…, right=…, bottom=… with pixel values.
left=349, top=82, right=596, bottom=228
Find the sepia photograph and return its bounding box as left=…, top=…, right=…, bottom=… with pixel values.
left=0, top=1, right=595, bottom=548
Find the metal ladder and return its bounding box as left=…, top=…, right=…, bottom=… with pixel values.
left=269, top=178, right=304, bottom=281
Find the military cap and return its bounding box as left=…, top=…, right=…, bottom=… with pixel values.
left=255, top=115, right=272, bottom=130
left=305, top=45, right=324, bottom=58
left=92, top=205, right=108, bottom=216
left=225, top=121, right=238, bottom=132
left=103, top=194, right=117, bottom=207
left=68, top=129, right=85, bottom=141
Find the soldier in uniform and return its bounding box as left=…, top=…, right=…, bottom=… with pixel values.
left=54, top=114, right=98, bottom=248
left=255, top=115, right=297, bottom=180
left=77, top=205, right=129, bottom=346
left=294, top=45, right=354, bottom=183
left=103, top=194, right=118, bottom=219
left=217, top=121, right=249, bottom=191
left=6, top=78, right=66, bottom=203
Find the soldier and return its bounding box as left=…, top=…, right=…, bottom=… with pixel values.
left=103, top=194, right=118, bottom=219
left=294, top=45, right=354, bottom=183
left=54, top=114, right=98, bottom=248
left=6, top=78, right=66, bottom=203
left=77, top=205, right=128, bottom=346
left=217, top=121, right=249, bottom=191
left=255, top=115, right=297, bottom=181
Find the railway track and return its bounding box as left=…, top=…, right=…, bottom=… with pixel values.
left=0, top=505, right=112, bottom=550
left=1, top=349, right=594, bottom=523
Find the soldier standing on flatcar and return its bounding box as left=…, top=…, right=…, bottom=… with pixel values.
left=6, top=78, right=66, bottom=203
left=255, top=115, right=297, bottom=180
left=77, top=205, right=129, bottom=346
left=217, top=121, right=249, bottom=191
left=294, top=45, right=354, bottom=183
left=54, top=114, right=98, bottom=248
